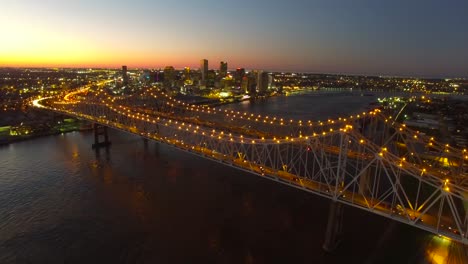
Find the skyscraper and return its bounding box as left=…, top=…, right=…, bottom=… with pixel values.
left=235, top=68, right=245, bottom=86
left=235, top=68, right=245, bottom=80
left=247, top=72, right=257, bottom=95
left=122, top=65, right=128, bottom=86
left=241, top=76, right=249, bottom=94
left=183, top=67, right=193, bottom=85
left=200, top=59, right=208, bottom=84
left=163, top=66, right=175, bottom=89
left=219, top=61, right=228, bottom=77
left=256, top=70, right=269, bottom=94
left=183, top=67, right=191, bottom=81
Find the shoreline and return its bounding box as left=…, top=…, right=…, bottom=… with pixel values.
left=0, top=127, right=92, bottom=147
left=0, top=90, right=378, bottom=146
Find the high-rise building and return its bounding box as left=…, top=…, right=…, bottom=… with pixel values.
left=183, top=67, right=191, bottom=81
left=256, top=70, right=269, bottom=94
left=200, top=59, right=208, bottom=84
left=235, top=68, right=245, bottom=80
left=246, top=72, right=257, bottom=95
left=163, top=66, right=175, bottom=89
left=235, top=68, right=245, bottom=86
left=268, top=74, right=274, bottom=90
left=241, top=76, right=249, bottom=93
left=122, top=65, right=128, bottom=85
left=183, top=67, right=193, bottom=85
left=207, top=70, right=216, bottom=88
left=155, top=69, right=162, bottom=82
left=219, top=61, right=228, bottom=77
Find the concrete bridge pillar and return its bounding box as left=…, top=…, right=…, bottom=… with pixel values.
left=92, top=123, right=111, bottom=149
left=323, top=201, right=344, bottom=252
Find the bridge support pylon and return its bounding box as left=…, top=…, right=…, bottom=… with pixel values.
left=323, top=201, right=344, bottom=253
left=92, top=123, right=111, bottom=149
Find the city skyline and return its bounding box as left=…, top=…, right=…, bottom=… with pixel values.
left=1, top=0, right=468, bottom=258
left=1, top=0, right=468, bottom=78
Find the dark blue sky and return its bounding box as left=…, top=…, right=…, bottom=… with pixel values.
left=2, top=0, right=468, bottom=77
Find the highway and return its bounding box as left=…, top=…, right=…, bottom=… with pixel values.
left=32, top=82, right=468, bottom=245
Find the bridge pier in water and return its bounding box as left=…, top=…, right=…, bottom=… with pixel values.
left=92, top=123, right=111, bottom=149
left=323, top=201, right=344, bottom=252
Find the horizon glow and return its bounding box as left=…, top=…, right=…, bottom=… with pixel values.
left=1, top=0, right=468, bottom=78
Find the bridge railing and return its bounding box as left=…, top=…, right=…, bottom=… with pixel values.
left=38, top=95, right=468, bottom=244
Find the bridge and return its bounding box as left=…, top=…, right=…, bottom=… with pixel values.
left=32, top=80, right=468, bottom=250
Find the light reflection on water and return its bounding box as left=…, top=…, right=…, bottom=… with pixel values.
left=0, top=92, right=465, bottom=263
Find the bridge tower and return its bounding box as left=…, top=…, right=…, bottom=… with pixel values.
left=92, top=123, right=111, bottom=149
left=323, top=201, right=344, bottom=252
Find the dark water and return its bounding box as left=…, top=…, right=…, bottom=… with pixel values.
left=222, top=92, right=376, bottom=120
left=0, top=92, right=455, bottom=263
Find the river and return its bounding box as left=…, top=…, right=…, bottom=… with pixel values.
left=0, top=91, right=461, bottom=263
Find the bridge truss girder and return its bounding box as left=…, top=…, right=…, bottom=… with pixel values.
left=38, top=90, right=468, bottom=245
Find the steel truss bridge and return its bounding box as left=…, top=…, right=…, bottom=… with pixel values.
left=32, top=82, right=468, bottom=246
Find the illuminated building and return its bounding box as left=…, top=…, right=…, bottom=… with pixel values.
left=234, top=67, right=245, bottom=87
left=235, top=68, right=245, bottom=84
left=122, top=65, right=128, bottom=86
left=207, top=70, right=216, bottom=88
left=241, top=76, right=249, bottom=93
left=200, top=59, right=208, bottom=84
left=183, top=67, right=193, bottom=86
left=139, top=70, right=151, bottom=83
left=268, top=73, right=274, bottom=90
left=219, top=61, right=228, bottom=77
left=246, top=72, right=257, bottom=94
left=155, top=69, right=162, bottom=82
left=220, top=74, right=233, bottom=89
left=256, top=70, right=269, bottom=94
left=183, top=67, right=191, bottom=81
left=163, top=66, right=175, bottom=89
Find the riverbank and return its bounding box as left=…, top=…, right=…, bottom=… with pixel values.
left=0, top=89, right=380, bottom=146
left=198, top=88, right=379, bottom=108
left=0, top=124, right=92, bottom=147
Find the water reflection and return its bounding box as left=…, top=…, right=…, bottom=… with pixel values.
left=0, top=92, right=466, bottom=263
left=425, top=235, right=466, bottom=264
